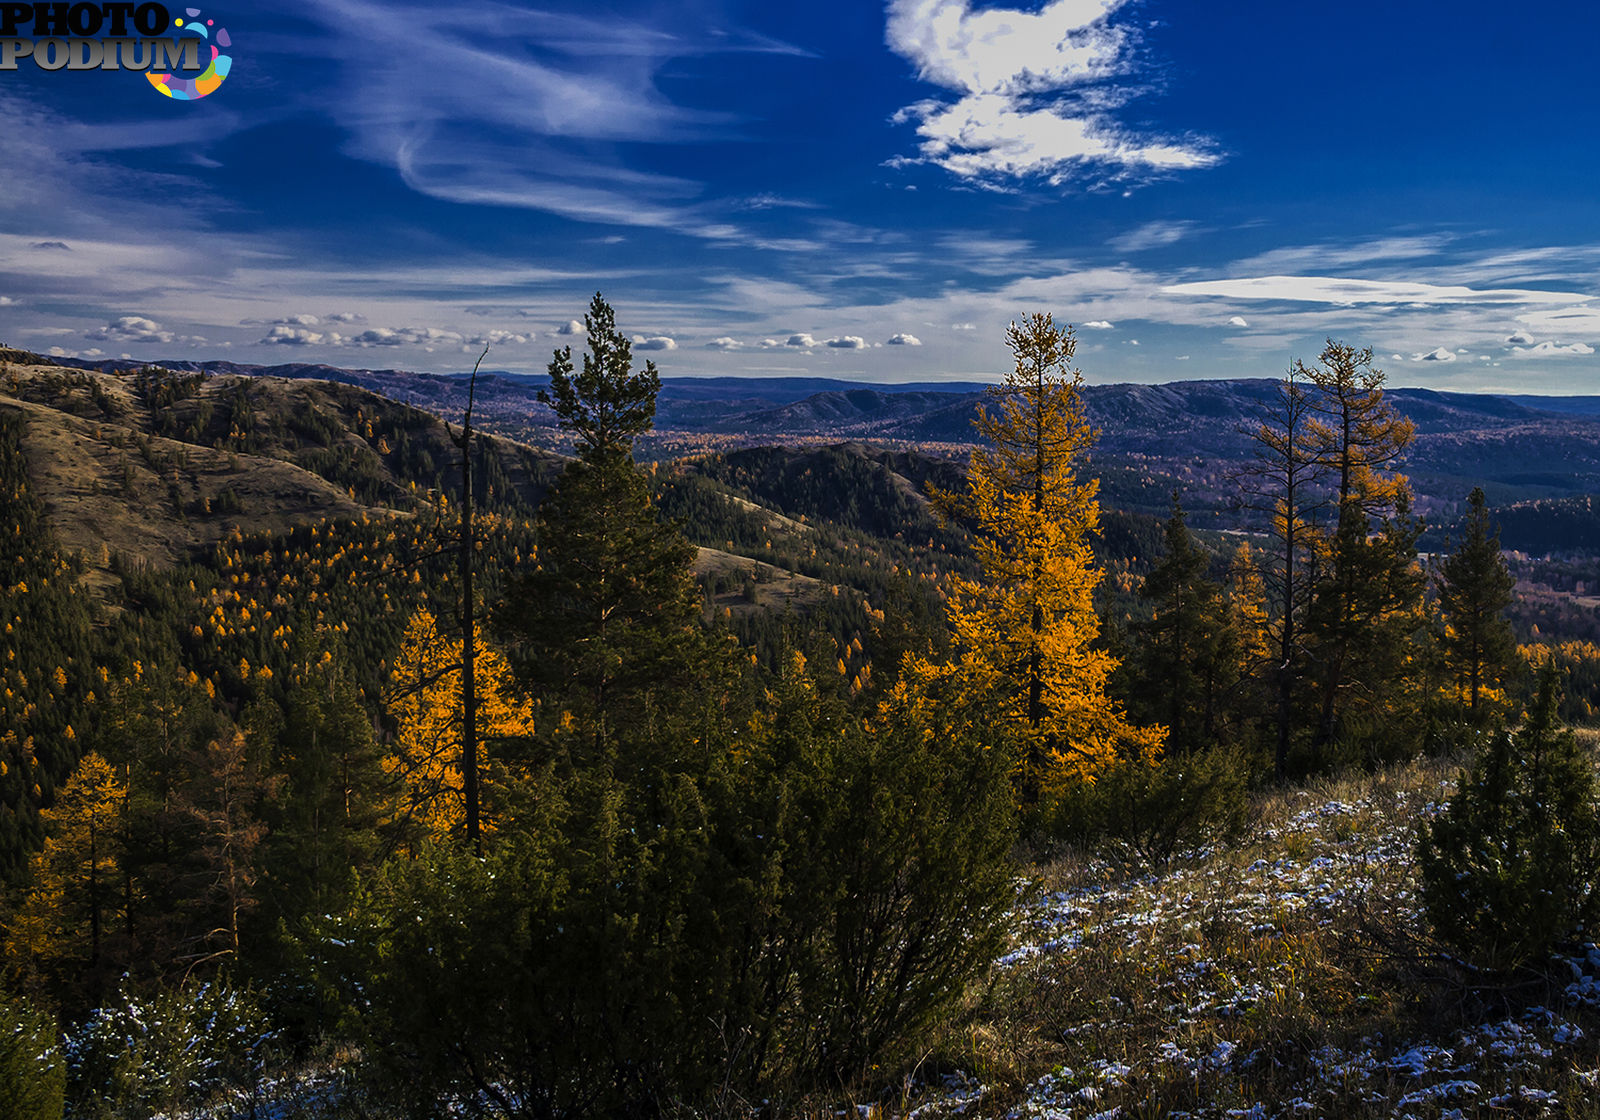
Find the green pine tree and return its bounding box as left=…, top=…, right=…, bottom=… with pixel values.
left=1129, top=495, right=1239, bottom=756
left=1437, top=486, right=1517, bottom=718
left=1418, top=666, right=1600, bottom=969
left=498, top=293, right=705, bottom=762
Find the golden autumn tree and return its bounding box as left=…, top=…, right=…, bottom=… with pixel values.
left=383, top=607, right=534, bottom=850
left=926, top=313, right=1160, bottom=803
left=4, top=751, right=125, bottom=997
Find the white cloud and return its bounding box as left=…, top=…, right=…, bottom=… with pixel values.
left=1510, top=341, right=1595, bottom=358
left=634, top=335, right=677, bottom=351
left=1109, top=221, right=1198, bottom=254
left=706, top=336, right=742, bottom=350
left=1415, top=347, right=1457, bottom=362
left=1082, top=320, right=1114, bottom=330
left=351, top=326, right=464, bottom=348
left=0, top=296, right=17, bottom=306
left=468, top=330, right=535, bottom=346
left=886, top=332, right=922, bottom=346
left=557, top=319, right=583, bottom=335
left=46, top=346, right=104, bottom=359
left=885, top=0, right=1217, bottom=186
left=85, top=316, right=176, bottom=344
left=1506, top=329, right=1535, bottom=344
left=1227, top=315, right=1249, bottom=327
left=759, top=338, right=782, bottom=348
left=951, top=322, right=977, bottom=330
left=1516, top=306, right=1600, bottom=337
left=786, top=333, right=818, bottom=348
left=278, top=1, right=808, bottom=239
left=327, top=311, right=367, bottom=324
left=1165, top=276, right=1592, bottom=307
left=826, top=336, right=868, bottom=349
left=261, top=326, right=338, bottom=346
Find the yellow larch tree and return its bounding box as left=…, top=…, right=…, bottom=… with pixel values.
left=924, top=313, right=1160, bottom=802
left=4, top=751, right=125, bottom=994
left=383, top=607, right=534, bottom=849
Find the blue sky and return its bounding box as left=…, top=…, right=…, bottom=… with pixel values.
left=3, top=0, right=1600, bottom=390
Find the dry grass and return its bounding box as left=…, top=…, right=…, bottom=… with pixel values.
left=903, top=754, right=1600, bottom=1119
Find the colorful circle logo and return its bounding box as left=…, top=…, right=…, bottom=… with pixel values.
left=147, top=8, right=231, bottom=101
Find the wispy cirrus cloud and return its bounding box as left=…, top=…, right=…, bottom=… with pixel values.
left=1163, top=276, right=1592, bottom=307
left=885, top=0, right=1218, bottom=187
left=268, top=0, right=807, bottom=238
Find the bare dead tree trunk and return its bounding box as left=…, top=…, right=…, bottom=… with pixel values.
left=452, top=345, right=489, bottom=855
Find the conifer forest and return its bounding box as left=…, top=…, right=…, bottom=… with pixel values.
left=3, top=296, right=1600, bottom=1120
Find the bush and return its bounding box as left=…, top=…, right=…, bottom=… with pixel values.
left=1418, top=667, right=1600, bottom=971
left=0, top=994, right=64, bottom=1120
left=1042, top=744, right=1253, bottom=868
left=62, top=980, right=274, bottom=1120
left=328, top=659, right=1019, bottom=1116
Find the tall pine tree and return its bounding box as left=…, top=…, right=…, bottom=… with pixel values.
left=1130, top=497, right=1239, bottom=756
left=498, top=294, right=704, bottom=763
left=1301, top=341, right=1422, bottom=753
left=1437, top=487, right=1517, bottom=717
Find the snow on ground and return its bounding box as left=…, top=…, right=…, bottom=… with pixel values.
left=909, top=761, right=1600, bottom=1119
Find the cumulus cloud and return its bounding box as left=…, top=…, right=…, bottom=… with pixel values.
left=633, top=335, right=677, bottom=351
left=0, top=296, right=17, bottom=306
left=85, top=316, right=177, bottom=344
left=326, top=311, right=367, bottom=324
left=1506, top=330, right=1535, bottom=345
left=31, top=240, right=69, bottom=251
left=759, top=338, right=782, bottom=348
left=350, top=326, right=465, bottom=348
left=46, top=346, right=104, bottom=359
left=885, top=0, right=1218, bottom=186
left=1165, top=276, right=1592, bottom=307
left=826, top=335, right=867, bottom=349
left=468, top=330, right=535, bottom=346
left=886, top=333, right=922, bottom=346
left=1227, top=316, right=1249, bottom=327
left=1082, top=320, right=1114, bottom=330
left=951, top=322, right=977, bottom=331
left=1415, top=347, right=1457, bottom=362
left=1510, top=341, right=1596, bottom=358
left=557, top=319, right=583, bottom=335
left=260, top=326, right=340, bottom=346
left=706, top=336, right=743, bottom=350
left=786, top=333, right=818, bottom=348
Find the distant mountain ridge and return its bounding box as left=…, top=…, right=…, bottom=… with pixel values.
left=30, top=350, right=1600, bottom=510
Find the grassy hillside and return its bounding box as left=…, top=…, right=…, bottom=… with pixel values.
left=0, top=360, right=564, bottom=582
left=912, top=751, right=1600, bottom=1119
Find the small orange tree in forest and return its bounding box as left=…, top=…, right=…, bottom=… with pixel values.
left=383, top=608, right=534, bottom=849
left=925, top=313, right=1160, bottom=803
left=5, top=751, right=125, bottom=997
